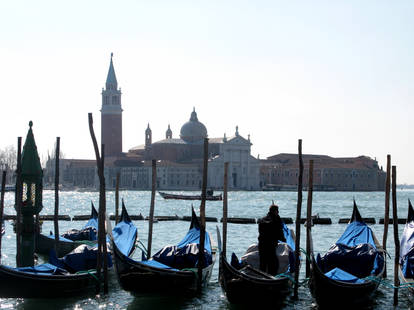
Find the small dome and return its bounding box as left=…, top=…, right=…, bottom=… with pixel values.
left=180, top=108, right=207, bottom=143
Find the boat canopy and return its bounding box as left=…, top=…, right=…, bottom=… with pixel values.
left=336, top=221, right=376, bottom=248
left=112, top=217, right=137, bottom=257
left=318, top=219, right=383, bottom=281
left=400, top=216, right=414, bottom=277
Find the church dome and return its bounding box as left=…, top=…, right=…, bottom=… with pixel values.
left=180, top=108, right=207, bottom=143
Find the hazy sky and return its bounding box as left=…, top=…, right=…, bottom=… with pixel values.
left=1, top=1, right=413, bottom=183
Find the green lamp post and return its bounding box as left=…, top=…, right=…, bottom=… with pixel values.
left=17, top=121, right=43, bottom=267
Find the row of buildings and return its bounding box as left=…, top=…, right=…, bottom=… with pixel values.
left=44, top=55, right=386, bottom=191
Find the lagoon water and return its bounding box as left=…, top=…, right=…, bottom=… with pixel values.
left=1, top=190, right=414, bottom=309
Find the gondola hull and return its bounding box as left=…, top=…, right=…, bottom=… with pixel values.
left=219, top=253, right=292, bottom=304
left=113, top=244, right=214, bottom=294
left=309, top=254, right=382, bottom=307
left=309, top=202, right=385, bottom=308
left=0, top=264, right=97, bottom=298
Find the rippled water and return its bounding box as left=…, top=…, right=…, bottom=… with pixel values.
left=1, top=190, right=414, bottom=309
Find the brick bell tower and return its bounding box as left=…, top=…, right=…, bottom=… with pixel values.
left=101, top=53, right=123, bottom=157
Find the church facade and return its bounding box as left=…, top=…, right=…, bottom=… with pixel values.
left=45, top=54, right=261, bottom=190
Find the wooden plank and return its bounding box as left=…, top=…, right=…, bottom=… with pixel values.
left=338, top=218, right=376, bottom=224
left=220, top=217, right=256, bottom=224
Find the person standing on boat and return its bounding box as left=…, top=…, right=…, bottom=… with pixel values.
left=258, top=204, right=286, bottom=275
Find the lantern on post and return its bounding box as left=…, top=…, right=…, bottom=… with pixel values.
left=16, top=121, right=43, bottom=267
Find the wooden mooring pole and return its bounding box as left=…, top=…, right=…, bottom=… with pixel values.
left=88, top=113, right=108, bottom=294
left=115, top=172, right=120, bottom=224
left=392, top=165, right=399, bottom=306
left=294, top=139, right=304, bottom=299
left=305, top=160, right=314, bottom=278
left=54, top=137, right=60, bottom=253
left=197, top=138, right=208, bottom=292
left=382, top=154, right=391, bottom=278
left=147, top=159, right=157, bottom=259
left=15, top=137, right=22, bottom=267
left=222, top=162, right=229, bottom=257
left=0, top=171, right=6, bottom=264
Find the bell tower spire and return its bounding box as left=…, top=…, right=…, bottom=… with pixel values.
left=101, top=53, right=123, bottom=157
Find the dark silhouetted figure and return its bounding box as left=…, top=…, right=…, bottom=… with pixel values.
left=258, top=204, right=286, bottom=275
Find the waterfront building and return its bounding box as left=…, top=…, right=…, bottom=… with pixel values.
left=260, top=153, right=386, bottom=191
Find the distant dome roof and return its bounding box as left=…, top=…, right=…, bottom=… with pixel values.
left=180, top=108, right=207, bottom=143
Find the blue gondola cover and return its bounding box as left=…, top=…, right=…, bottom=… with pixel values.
left=152, top=224, right=213, bottom=270
left=12, top=263, right=69, bottom=275
left=318, top=220, right=383, bottom=281
left=112, top=219, right=137, bottom=257
left=400, top=220, right=414, bottom=277
left=50, top=244, right=113, bottom=273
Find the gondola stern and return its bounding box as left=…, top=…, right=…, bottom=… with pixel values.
left=91, top=201, right=98, bottom=219
left=120, top=199, right=132, bottom=223
left=190, top=206, right=200, bottom=230
left=351, top=200, right=363, bottom=223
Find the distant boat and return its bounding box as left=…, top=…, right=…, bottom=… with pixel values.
left=4, top=185, right=14, bottom=192
left=158, top=190, right=222, bottom=201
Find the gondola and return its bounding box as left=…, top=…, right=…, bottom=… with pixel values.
left=217, top=220, right=297, bottom=304
left=309, top=201, right=385, bottom=308
left=35, top=202, right=99, bottom=257
left=158, top=191, right=222, bottom=201
left=399, top=199, right=414, bottom=294
left=112, top=208, right=216, bottom=294
left=0, top=205, right=136, bottom=298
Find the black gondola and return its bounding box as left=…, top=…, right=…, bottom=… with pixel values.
left=0, top=204, right=136, bottom=298
left=158, top=191, right=222, bottom=201
left=217, top=221, right=297, bottom=304
left=112, top=208, right=216, bottom=294
left=35, top=202, right=99, bottom=257
left=309, top=201, right=385, bottom=308
left=399, top=199, right=414, bottom=294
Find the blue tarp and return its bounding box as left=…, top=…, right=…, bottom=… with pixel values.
left=282, top=222, right=295, bottom=251
left=336, top=221, right=376, bottom=248
left=177, top=227, right=212, bottom=253
left=12, top=263, right=69, bottom=275
left=61, top=226, right=97, bottom=242
left=317, top=220, right=383, bottom=281
left=400, top=221, right=414, bottom=277
left=151, top=222, right=213, bottom=270
left=140, top=259, right=179, bottom=271
left=46, top=234, right=74, bottom=243
left=112, top=219, right=137, bottom=257
left=49, top=244, right=113, bottom=273
left=324, top=267, right=365, bottom=284
left=84, top=217, right=98, bottom=231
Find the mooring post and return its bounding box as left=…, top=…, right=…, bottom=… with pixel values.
left=115, top=172, right=120, bottom=224
left=222, top=162, right=229, bottom=257
left=392, top=165, right=399, bottom=306
left=305, top=160, right=314, bottom=278
left=54, top=137, right=60, bottom=254
left=15, top=137, right=22, bottom=267
left=88, top=113, right=108, bottom=294
left=147, top=159, right=156, bottom=259
left=294, top=139, right=303, bottom=299
left=0, top=171, right=6, bottom=264
left=382, top=154, right=391, bottom=278
left=197, top=138, right=208, bottom=292
left=100, top=144, right=109, bottom=294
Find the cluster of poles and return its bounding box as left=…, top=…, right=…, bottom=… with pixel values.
left=0, top=117, right=405, bottom=304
